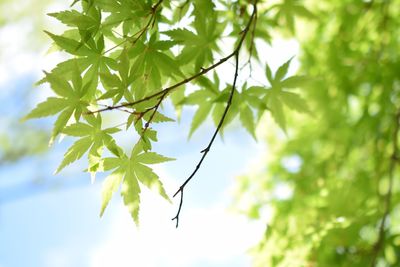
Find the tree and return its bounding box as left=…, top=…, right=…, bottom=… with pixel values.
left=233, top=0, right=400, bottom=266
left=25, top=0, right=400, bottom=266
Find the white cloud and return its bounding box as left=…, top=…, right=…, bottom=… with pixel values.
left=89, top=174, right=264, bottom=267
left=43, top=248, right=73, bottom=267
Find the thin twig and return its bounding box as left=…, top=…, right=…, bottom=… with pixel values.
left=96, top=103, right=140, bottom=115
left=171, top=53, right=241, bottom=228
left=240, top=9, right=258, bottom=77
left=141, top=92, right=167, bottom=132
left=102, top=0, right=164, bottom=55
left=171, top=1, right=258, bottom=228
left=176, top=0, right=190, bottom=20
left=88, top=51, right=235, bottom=114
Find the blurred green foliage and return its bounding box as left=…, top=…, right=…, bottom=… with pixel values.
left=0, top=0, right=52, bottom=164
left=0, top=0, right=52, bottom=25
left=234, top=0, right=400, bottom=266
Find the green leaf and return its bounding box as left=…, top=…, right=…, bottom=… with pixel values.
left=23, top=98, right=67, bottom=120
left=136, top=152, right=175, bottom=164
left=44, top=71, right=75, bottom=98
left=121, top=167, right=141, bottom=224
left=57, top=115, right=119, bottom=175
left=98, top=142, right=173, bottom=223
left=100, top=169, right=124, bottom=217
left=55, top=136, right=92, bottom=173
left=280, top=75, right=310, bottom=89
left=240, top=105, right=257, bottom=140
left=142, top=111, right=175, bottom=123
left=103, top=157, right=123, bottom=171
left=246, top=86, right=267, bottom=96
left=45, top=31, right=93, bottom=56
left=182, top=90, right=210, bottom=105
left=163, top=28, right=198, bottom=45
left=212, top=103, right=225, bottom=127
left=189, top=102, right=212, bottom=137
left=104, top=136, right=121, bottom=157
left=118, top=49, right=130, bottom=82
left=152, top=40, right=177, bottom=51
left=100, top=72, right=121, bottom=88
left=48, top=10, right=97, bottom=29
left=293, top=5, right=316, bottom=20
left=269, top=95, right=286, bottom=132
left=50, top=107, right=74, bottom=145
left=88, top=141, right=103, bottom=183
left=62, top=122, right=94, bottom=136
left=71, top=61, right=83, bottom=94
left=155, top=52, right=184, bottom=78
left=135, top=164, right=170, bottom=202
left=280, top=91, right=310, bottom=114
left=265, top=64, right=274, bottom=84
left=275, top=57, right=294, bottom=82
left=104, top=127, right=121, bottom=134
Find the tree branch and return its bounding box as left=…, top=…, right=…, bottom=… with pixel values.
left=171, top=1, right=258, bottom=228
left=240, top=8, right=258, bottom=77
left=88, top=1, right=258, bottom=116
left=87, top=0, right=258, bottom=227
left=88, top=51, right=235, bottom=115
left=171, top=52, right=241, bottom=228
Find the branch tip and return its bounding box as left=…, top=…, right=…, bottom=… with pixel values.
left=170, top=1, right=258, bottom=227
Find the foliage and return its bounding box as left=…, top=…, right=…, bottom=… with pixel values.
left=233, top=0, right=400, bottom=266
left=26, top=0, right=311, bottom=226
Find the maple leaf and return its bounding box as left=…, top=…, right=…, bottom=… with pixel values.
left=100, top=142, right=174, bottom=223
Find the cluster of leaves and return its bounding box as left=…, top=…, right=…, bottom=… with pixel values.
left=26, top=0, right=312, bottom=225
left=234, top=0, right=400, bottom=266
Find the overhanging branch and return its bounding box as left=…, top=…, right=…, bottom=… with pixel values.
left=87, top=0, right=259, bottom=227
left=171, top=1, right=258, bottom=227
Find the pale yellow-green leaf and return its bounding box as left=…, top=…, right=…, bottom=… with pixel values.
left=49, top=107, right=74, bottom=145
left=189, top=102, right=212, bottom=138
left=45, top=71, right=74, bottom=98
left=55, top=136, right=92, bottom=173
left=23, top=97, right=67, bottom=121
left=135, top=164, right=171, bottom=202
left=121, top=168, right=141, bottom=225
left=280, top=91, right=310, bottom=114
left=269, top=96, right=286, bottom=132
left=240, top=105, right=257, bottom=140
left=100, top=169, right=124, bottom=217
left=136, top=152, right=175, bottom=164
left=63, top=122, right=93, bottom=136
left=275, top=57, right=294, bottom=82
